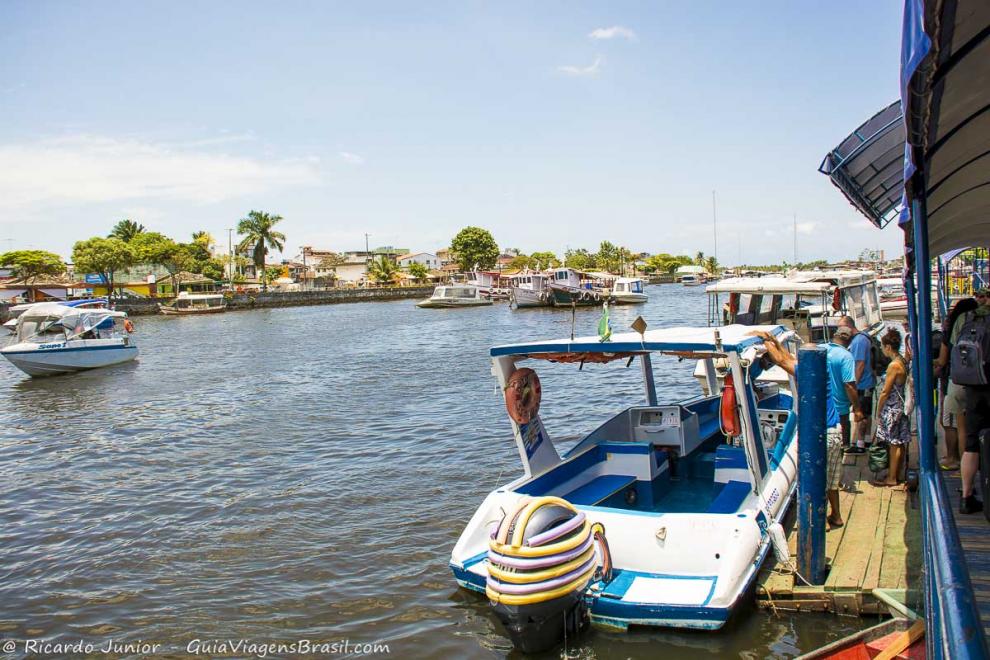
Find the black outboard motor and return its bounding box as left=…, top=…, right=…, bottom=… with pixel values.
left=486, top=497, right=607, bottom=653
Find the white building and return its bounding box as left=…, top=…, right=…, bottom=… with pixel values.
left=396, top=252, right=440, bottom=270
left=314, top=258, right=368, bottom=285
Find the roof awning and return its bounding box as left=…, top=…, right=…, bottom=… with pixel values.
left=819, top=100, right=906, bottom=228
left=901, top=0, right=990, bottom=254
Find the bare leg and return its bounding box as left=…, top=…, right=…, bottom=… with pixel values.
left=886, top=445, right=904, bottom=485
left=942, top=426, right=960, bottom=469
left=827, top=490, right=843, bottom=526
left=962, top=451, right=980, bottom=498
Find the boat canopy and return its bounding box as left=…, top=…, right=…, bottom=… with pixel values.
left=490, top=324, right=785, bottom=359
left=819, top=100, right=905, bottom=229
left=706, top=277, right=832, bottom=295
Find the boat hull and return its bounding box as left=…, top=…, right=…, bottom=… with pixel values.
left=416, top=299, right=493, bottom=308
left=159, top=304, right=227, bottom=315
left=549, top=285, right=612, bottom=307
left=511, top=287, right=551, bottom=308
left=611, top=292, right=648, bottom=304
left=1, top=344, right=139, bottom=377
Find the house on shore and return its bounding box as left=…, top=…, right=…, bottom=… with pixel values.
left=397, top=252, right=440, bottom=270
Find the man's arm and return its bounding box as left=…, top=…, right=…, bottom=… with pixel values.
left=750, top=330, right=796, bottom=376
left=845, top=382, right=862, bottom=421
left=855, top=359, right=865, bottom=383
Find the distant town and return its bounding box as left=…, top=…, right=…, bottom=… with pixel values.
left=0, top=211, right=896, bottom=303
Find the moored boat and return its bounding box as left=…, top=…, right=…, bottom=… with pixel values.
left=508, top=272, right=552, bottom=308
left=417, top=285, right=493, bottom=308
left=450, top=324, right=800, bottom=651
left=1, top=303, right=138, bottom=377
left=547, top=268, right=614, bottom=306
left=159, top=292, right=227, bottom=315
left=877, top=277, right=908, bottom=319
left=610, top=277, right=648, bottom=304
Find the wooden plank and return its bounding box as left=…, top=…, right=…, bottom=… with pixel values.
left=825, top=487, right=857, bottom=563
left=879, top=488, right=910, bottom=590
left=872, top=620, right=925, bottom=660
left=826, top=480, right=885, bottom=590
left=861, top=486, right=893, bottom=593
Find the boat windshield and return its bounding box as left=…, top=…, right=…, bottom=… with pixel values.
left=17, top=316, right=66, bottom=343
left=441, top=287, right=476, bottom=298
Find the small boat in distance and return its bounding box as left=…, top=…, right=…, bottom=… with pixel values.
left=681, top=274, right=706, bottom=286
left=417, top=285, right=493, bottom=308
left=1, top=303, right=138, bottom=377
left=877, top=277, right=908, bottom=319
left=159, top=292, right=227, bottom=315
left=508, top=272, right=552, bottom=308
left=610, top=277, right=648, bottom=304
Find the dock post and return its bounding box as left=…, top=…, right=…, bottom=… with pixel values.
left=797, top=344, right=827, bottom=584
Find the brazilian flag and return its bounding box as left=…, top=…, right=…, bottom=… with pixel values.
left=598, top=303, right=612, bottom=343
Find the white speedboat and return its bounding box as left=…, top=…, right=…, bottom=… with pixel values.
left=509, top=273, right=552, bottom=308
left=416, top=285, right=493, bottom=308
left=159, top=292, right=226, bottom=315
left=1, top=303, right=138, bottom=377
left=450, top=325, right=799, bottom=651
left=610, top=277, right=648, bottom=304
left=681, top=274, right=706, bottom=286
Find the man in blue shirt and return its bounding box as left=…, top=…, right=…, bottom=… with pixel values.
left=840, top=316, right=874, bottom=454
left=828, top=327, right=862, bottom=452
left=755, top=330, right=857, bottom=527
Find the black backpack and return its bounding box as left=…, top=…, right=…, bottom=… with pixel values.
left=870, top=334, right=891, bottom=378
left=951, top=312, right=990, bottom=386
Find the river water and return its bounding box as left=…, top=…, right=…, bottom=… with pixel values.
left=0, top=285, right=866, bottom=658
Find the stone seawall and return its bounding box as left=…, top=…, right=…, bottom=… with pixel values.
left=114, top=286, right=435, bottom=316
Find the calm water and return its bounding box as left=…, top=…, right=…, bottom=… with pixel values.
left=0, top=286, right=866, bottom=658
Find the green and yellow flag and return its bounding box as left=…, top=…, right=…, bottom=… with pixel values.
left=598, top=302, right=612, bottom=343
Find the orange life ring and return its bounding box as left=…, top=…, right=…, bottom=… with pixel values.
left=832, top=288, right=842, bottom=311
left=720, top=373, right=741, bottom=437
left=123, top=319, right=135, bottom=333
left=728, top=293, right=739, bottom=316
left=505, top=368, right=542, bottom=425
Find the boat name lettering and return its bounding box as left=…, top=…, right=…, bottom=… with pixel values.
left=39, top=343, right=65, bottom=350
left=765, top=488, right=780, bottom=509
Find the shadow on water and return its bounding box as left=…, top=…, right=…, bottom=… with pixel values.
left=0, top=285, right=868, bottom=657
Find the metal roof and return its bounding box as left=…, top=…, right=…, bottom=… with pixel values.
left=819, top=100, right=906, bottom=228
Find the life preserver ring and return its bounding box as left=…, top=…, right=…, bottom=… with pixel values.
left=728, top=293, right=739, bottom=316
left=720, top=373, right=741, bottom=437
left=123, top=319, right=135, bottom=333
left=505, top=368, right=542, bottom=425
left=832, top=288, right=842, bottom=311
left=580, top=291, right=591, bottom=302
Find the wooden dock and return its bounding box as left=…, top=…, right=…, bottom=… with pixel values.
left=756, top=449, right=922, bottom=616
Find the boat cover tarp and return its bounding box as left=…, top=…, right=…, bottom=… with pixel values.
left=820, top=100, right=906, bottom=228
left=900, top=0, right=990, bottom=255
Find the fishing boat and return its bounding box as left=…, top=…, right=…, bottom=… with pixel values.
left=547, top=268, right=614, bottom=306
left=159, top=292, right=227, bottom=315
left=877, top=277, right=908, bottom=319
left=610, top=277, right=648, bottom=304
left=1, top=303, right=138, bottom=377
left=450, top=324, right=799, bottom=651
left=416, top=285, right=493, bottom=308
left=797, top=617, right=924, bottom=659
left=468, top=271, right=510, bottom=300
left=508, top=273, right=553, bottom=308
left=3, top=298, right=111, bottom=334
left=695, top=270, right=884, bottom=394
left=681, top=274, right=706, bottom=286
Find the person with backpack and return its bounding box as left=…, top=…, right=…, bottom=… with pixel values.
left=935, top=297, right=978, bottom=471
left=839, top=316, right=877, bottom=455
left=938, top=289, right=990, bottom=514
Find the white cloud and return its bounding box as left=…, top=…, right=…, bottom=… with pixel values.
left=558, top=57, right=602, bottom=77
left=338, top=151, right=365, bottom=165
left=795, top=221, right=817, bottom=235
left=588, top=26, right=636, bottom=41
left=0, top=134, right=321, bottom=210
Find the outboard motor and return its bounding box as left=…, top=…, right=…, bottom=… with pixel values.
left=486, top=496, right=609, bottom=653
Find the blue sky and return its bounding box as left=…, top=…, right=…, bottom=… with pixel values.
left=1, top=1, right=907, bottom=264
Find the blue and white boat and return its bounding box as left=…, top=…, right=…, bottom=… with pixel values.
left=2, top=298, right=112, bottom=334
left=1, top=303, right=138, bottom=377
left=449, top=324, right=799, bottom=650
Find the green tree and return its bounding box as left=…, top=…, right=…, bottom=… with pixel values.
left=0, top=250, right=66, bottom=301
left=450, top=226, right=499, bottom=272
left=564, top=248, right=595, bottom=270
left=188, top=231, right=213, bottom=263
left=200, top=259, right=225, bottom=282
left=130, top=232, right=194, bottom=295
left=694, top=251, right=706, bottom=267
left=408, top=262, right=429, bottom=283
left=264, top=266, right=283, bottom=285
left=705, top=256, right=719, bottom=275
left=237, top=210, right=286, bottom=291
left=595, top=241, right=628, bottom=273
left=368, top=255, right=399, bottom=284
left=509, top=254, right=534, bottom=270
left=72, top=237, right=136, bottom=298
left=108, top=219, right=145, bottom=242
left=529, top=251, right=560, bottom=270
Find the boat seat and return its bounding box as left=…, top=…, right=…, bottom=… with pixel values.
left=562, top=475, right=636, bottom=506
left=706, top=480, right=752, bottom=514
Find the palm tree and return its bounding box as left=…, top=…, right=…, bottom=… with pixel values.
left=237, top=211, right=285, bottom=291
left=368, top=255, right=399, bottom=285
left=192, top=231, right=214, bottom=248
left=109, top=219, right=145, bottom=242
left=705, top=256, right=719, bottom=276
left=694, top=251, right=706, bottom=267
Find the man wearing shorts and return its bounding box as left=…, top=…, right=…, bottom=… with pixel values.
left=828, top=327, right=862, bottom=453
left=935, top=296, right=980, bottom=471
left=840, top=316, right=874, bottom=454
